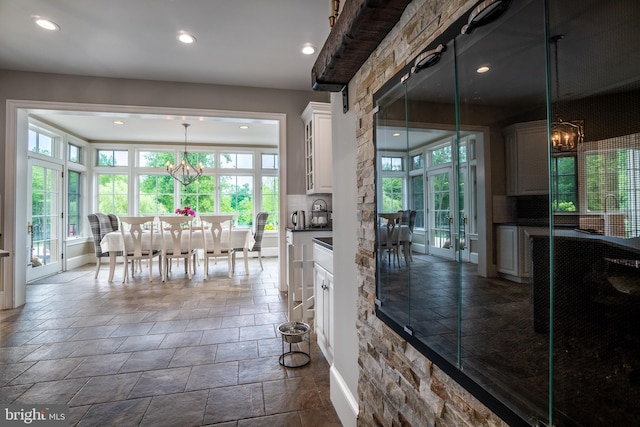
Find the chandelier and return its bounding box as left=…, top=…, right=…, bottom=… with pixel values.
left=550, top=35, right=584, bottom=153
left=166, top=123, right=203, bottom=187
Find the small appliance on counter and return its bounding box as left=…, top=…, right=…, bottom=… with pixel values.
left=310, top=198, right=330, bottom=228
left=291, top=210, right=306, bottom=230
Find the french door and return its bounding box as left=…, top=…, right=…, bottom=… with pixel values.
left=428, top=168, right=454, bottom=259
left=427, top=162, right=470, bottom=262
left=27, top=159, right=63, bottom=281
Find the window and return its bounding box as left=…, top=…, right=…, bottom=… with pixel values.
left=97, top=149, right=128, bottom=166
left=28, top=129, right=55, bottom=156
left=180, top=176, right=215, bottom=215
left=410, top=175, right=424, bottom=228
left=381, top=177, right=403, bottom=212
left=581, top=136, right=640, bottom=237
left=262, top=153, right=279, bottom=169
left=411, top=154, right=424, bottom=170
left=381, top=156, right=403, bottom=171
left=97, top=174, right=128, bottom=215
left=551, top=156, right=577, bottom=211
left=220, top=175, right=253, bottom=226
left=138, top=175, right=175, bottom=215
left=261, top=176, right=279, bottom=230
left=220, top=152, right=253, bottom=169
left=68, top=171, right=81, bottom=237
left=138, top=151, right=174, bottom=167
left=68, top=144, right=81, bottom=164
left=431, top=145, right=452, bottom=165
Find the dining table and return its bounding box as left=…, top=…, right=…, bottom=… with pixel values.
left=100, top=227, right=255, bottom=281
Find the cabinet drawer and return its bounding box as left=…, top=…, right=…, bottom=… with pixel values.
left=314, top=243, right=333, bottom=273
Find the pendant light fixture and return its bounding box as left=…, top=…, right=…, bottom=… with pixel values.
left=550, top=35, right=584, bottom=153
left=166, top=123, right=203, bottom=187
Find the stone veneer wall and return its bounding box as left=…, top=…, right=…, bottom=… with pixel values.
left=354, top=0, right=509, bottom=425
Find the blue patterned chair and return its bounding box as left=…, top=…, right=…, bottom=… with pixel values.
left=88, top=213, right=120, bottom=278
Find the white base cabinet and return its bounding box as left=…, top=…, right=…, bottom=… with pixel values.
left=314, top=242, right=333, bottom=364
left=496, top=225, right=547, bottom=282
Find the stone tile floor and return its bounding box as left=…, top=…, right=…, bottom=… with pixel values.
left=1, top=258, right=342, bottom=426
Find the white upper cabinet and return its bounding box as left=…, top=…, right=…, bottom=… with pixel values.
left=301, top=102, right=332, bottom=194
left=503, top=120, right=549, bottom=196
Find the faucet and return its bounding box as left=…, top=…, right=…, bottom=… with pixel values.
left=604, top=193, right=618, bottom=213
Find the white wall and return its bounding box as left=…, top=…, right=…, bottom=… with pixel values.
left=329, top=89, right=359, bottom=426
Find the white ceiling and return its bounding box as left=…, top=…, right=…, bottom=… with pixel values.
left=0, top=0, right=331, bottom=144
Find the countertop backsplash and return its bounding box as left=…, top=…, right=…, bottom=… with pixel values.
left=286, top=194, right=333, bottom=228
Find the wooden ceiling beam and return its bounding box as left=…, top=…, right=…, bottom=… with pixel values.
left=312, top=0, right=413, bottom=91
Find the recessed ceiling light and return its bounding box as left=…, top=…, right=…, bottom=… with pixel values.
left=239, top=125, right=249, bottom=130
left=392, top=132, right=401, bottom=137
left=113, top=120, right=125, bottom=125
left=476, top=65, right=490, bottom=73
left=302, top=44, right=316, bottom=55
left=33, top=16, right=59, bottom=31
left=177, top=32, right=196, bottom=44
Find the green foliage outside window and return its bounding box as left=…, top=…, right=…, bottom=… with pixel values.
left=180, top=176, right=215, bottom=214
left=552, top=156, right=577, bottom=212
left=382, top=177, right=403, bottom=212
left=139, top=175, right=174, bottom=215
left=98, top=174, right=128, bottom=215
left=220, top=175, right=253, bottom=226
left=261, top=176, right=279, bottom=230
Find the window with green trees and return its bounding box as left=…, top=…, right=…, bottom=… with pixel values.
left=138, top=175, right=175, bottom=215
left=68, top=171, right=81, bottom=236
left=220, top=175, right=253, bottom=226
left=261, top=176, right=279, bottom=230
left=97, top=174, right=128, bottom=215
left=180, top=176, right=215, bottom=215
left=551, top=156, right=577, bottom=211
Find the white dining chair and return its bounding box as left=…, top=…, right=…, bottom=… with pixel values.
left=199, top=214, right=235, bottom=278
left=159, top=215, right=197, bottom=281
left=119, top=216, right=161, bottom=283
left=378, top=212, right=403, bottom=267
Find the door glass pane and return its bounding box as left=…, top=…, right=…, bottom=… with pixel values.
left=455, top=0, right=548, bottom=422
left=374, top=77, right=410, bottom=328
left=30, top=165, right=60, bottom=268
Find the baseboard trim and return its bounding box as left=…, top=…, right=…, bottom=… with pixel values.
left=330, top=364, right=358, bottom=427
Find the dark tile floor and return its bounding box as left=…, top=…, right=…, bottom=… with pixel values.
left=378, top=254, right=640, bottom=426
left=0, top=258, right=342, bottom=427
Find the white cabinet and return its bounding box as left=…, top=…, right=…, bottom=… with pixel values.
left=286, top=229, right=332, bottom=302
left=503, top=121, right=548, bottom=196
left=314, top=242, right=333, bottom=364
left=301, top=102, right=332, bottom=194
left=497, top=225, right=547, bottom=281
left=496, top=225, right=518, bottom=277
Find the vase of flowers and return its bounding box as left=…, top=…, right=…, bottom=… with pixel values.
left=175, top=206, right=196, bottom=217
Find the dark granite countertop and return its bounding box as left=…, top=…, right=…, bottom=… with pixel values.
left=528, top=229, right=640, bottom=254
left=285, top=227, right=332, bottom=232
left=312, top=237, right=333, bottom=250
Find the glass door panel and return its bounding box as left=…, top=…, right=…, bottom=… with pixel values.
left=454, top=0, right=548, bottom=422
left=374, top=79, right=410, bottom=329
left=27, top=159, right=62, bottom=281
left=403, top=37, right=459, bottom=365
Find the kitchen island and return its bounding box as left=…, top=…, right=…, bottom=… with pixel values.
left=529, top=230, right=640, bottom=332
